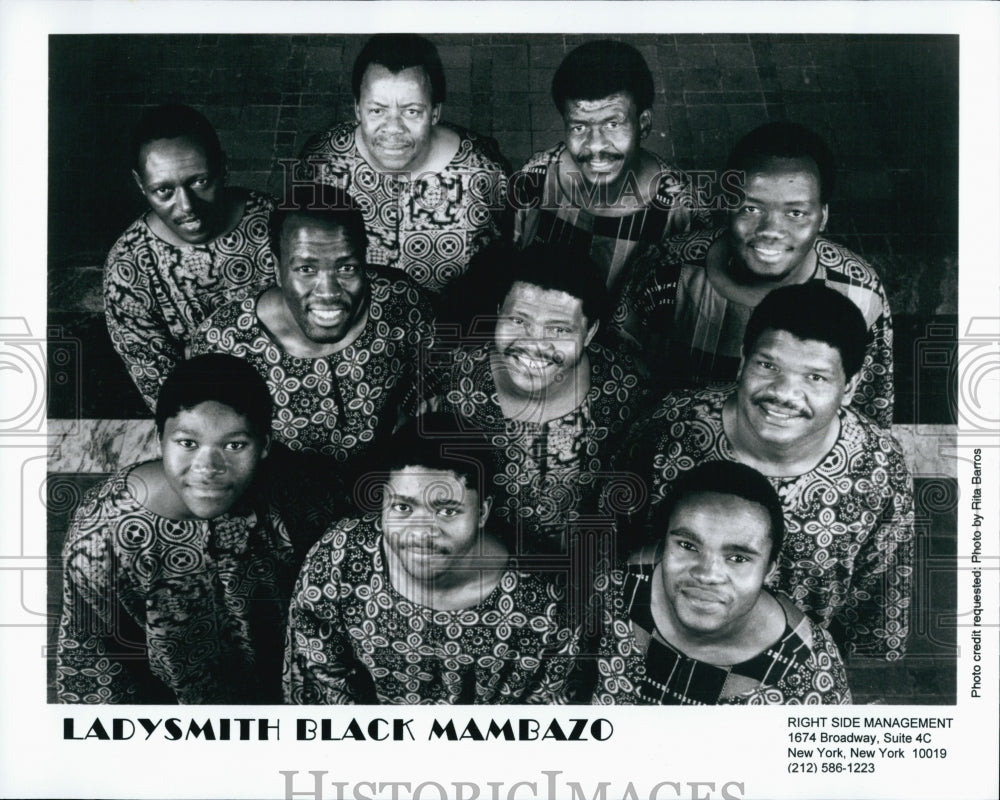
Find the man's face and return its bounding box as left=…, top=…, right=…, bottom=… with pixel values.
left=277, top=216, right=369, bottom=344
left=494, top=281, right=597, bottom=397
left=160, top=401, right=269, bottom=520
left=133, top=136, right=225, bottom=245
left=737, top=329, right=857, bottom=450
left=382, top=467, right=491, bottom=584
left=563, top=91, right=651, bottom=192
left=728, top=157, right=829, bottom=282
left=661, top=491, right=775, bottom=641
left=355, top=64, right=441, bottom=173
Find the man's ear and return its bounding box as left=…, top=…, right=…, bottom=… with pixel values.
left=764, top=559, right=779, bottom=586
left=638, top=109, right=653, bottom=139
left=431, top=104, right=442, bottom=126
left=584, top=320, right=600, bottom=348
left=819, top=203, right=829, bottom=233
left=840, top=371, right=861, bottom=408
left=354, top=101, right=362, bottom=122
left=260, top=434, right=272, bottom=460
left=479, top=495, right=493, bottom=527
left=131, top=169, right=145, bottom=195
left=217, top=151, right=229, bottom=184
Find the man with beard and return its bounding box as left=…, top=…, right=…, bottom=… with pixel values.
left=284, top=414, right=581, bottom=704
left=105, top=104, right=278, bottom=410
left=429, top=242, right=646, bottom=554
left=654, top=121, right=894, bottom=427
left=613, top=283, right=913, bottom=660
left=513, top=40, right=708, bottom=358
left=299, top=34, right=510, bottom=295
left=190, top=184, right=435, bottom=477
left=594, top=461, right=851, bottom=705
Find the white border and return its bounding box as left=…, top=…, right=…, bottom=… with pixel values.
left=1, top=2, right=997, bottom=799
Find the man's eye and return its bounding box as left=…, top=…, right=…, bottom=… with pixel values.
left=338, top=263, right=359, bottom=274
left=675, top=540, right=697, bottom=552
left=741, top=205, right=760, bottom=214
left=174, top=439, right=197, bottom=449
left=225, top=441, right=248, bottom=451
left=756, top=360, right=776, bottom=371
left=546, top=326, right=570, bottom=336
left=507, top=316, right=525, bottom=327
left=807, top=373, right=828, bottom=383
left=787, top=209, right=806, bottom=218
left=153, top=187, right=173, bottom=198
left=405, top=108, right=422, bottom=117
left=293, top=264, right=315, bottom=274
left=438, top=508, right=459, bottom=518
left=728, top=554, right=750, bottom=564
left=569, top=125, right=586, bottom=135
left=192, top=177, right=210, bottom=188
left=605, top=120, right=621, bottom=130
left=390, top=503, right=412, bottom=514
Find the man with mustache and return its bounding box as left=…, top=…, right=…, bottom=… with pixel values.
left=190, top=183, right=435, bottom=477
left=430, top=243, right=646, bottom=553
left=654, top=121, right=894, bottom=427
left=57, top=354, right=330, bottom=703
left=595, top=460, right=851, bottom=705
left=299, top=34, right=510, bottom=295
left=105, top=104, right=278, bottom=410
left=513, top=40, right=708, bottom=357
left=613, top=283, right=913, bottom=660
left=284, top=414, right=581, bottom=704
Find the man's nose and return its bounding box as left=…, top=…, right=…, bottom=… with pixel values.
left=192, top=447, right=225, bottom=473
left=755, top=210, right=787, bottom=238
left=584, top=125, right=609, bottom=150
left=691, top=552, right=726, bottom=583
left=175, top=186, right=193, bottom=213
left=768, top=371, right=804, bottom=401
left=313, top=271, right=345, bottom=298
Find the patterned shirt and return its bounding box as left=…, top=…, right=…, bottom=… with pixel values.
left=660, top=228, right=894, bottom=427
left=300, top=121, right=510, bottom=294
left=430, top=343, right=646, bottom=551
left=615, top=386, right=914, bottom=660
left=190, top=270, right=435, bottom=468
left=55, top=460, right=328, bottom=704
left=284, top=513, right=580, bottom=704
left=104, top=189, right=277, bottom=410
left=513, top=143, right=708, bottom=351
left=593, top=556, right=852, bottom=705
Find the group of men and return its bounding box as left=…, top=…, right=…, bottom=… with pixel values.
left=57, top=35, right=912, bottom=706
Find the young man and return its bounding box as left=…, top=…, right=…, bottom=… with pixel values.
left=513, top=40, right=707, bottom=354
left=595, top=460, right=851, bottom=705
left=299, top=34, right=510, bottom=294
left=430, top=242, right=647, bottom=553
left=655, top=121, right=894, bottom=426
left=105, top=104, right=277, bottom=410
left=56, top=354, right=325, bottom=704
left=615, top=283, right=913, bottom=660
left=284, top=415, right=581, bottom=704
left=190, top=183, right=435, bottom=475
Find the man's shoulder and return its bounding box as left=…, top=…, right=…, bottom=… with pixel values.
left=241, top=188, right=277, bottom=217
left=105, top=215, right=154, bottom=267
left=664, top=227, right=725, bottom=271
left=368, top=267, right=435, bottom=317
left=841, top=408, right=909, bottom=465
left=300, top=120, right=359, bottom=161
left=192, top=294, right=261, bottom=345
left=518, top=142, right=564, bottom=175
left=652, top=385, right=731, bottom=419
left=816, top=237, right=884, bottom=290
left=305, top=512, right=380, bottom=564
left=446, top=123, right=511, bottom=174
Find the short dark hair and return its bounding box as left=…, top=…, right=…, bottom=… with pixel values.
left=497, top=242, right=608, bottom=327
left=551, top=40, right=655, bottom=115
left=377, top=413, right=497, bottom=500
left=132, top=104, right=224, bottom=174
left=155, top=354, right=272, bottom=439
left=743, top=283, right=869, bottom=380
left=662, top=461, right=785, bottom=564
left=269, top=183, right=368, bottom=262
left=351, top=34, right=446, bottom=106
left=725, top=121, right=836, bottom=204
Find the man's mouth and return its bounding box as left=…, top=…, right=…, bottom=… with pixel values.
left=756, top=399, right=806, bottom=421
left=748, top=242, right=788, bottom=261
left=308, top=306, right=348, bottom=326
left=186, top=483, right=230, bottom=497
left=506, top=349, right=560, bottom=372
left=176, top=216, right=204, bottom=229
left=680, top=586, right=727, bottom=608
left=581, top=154, right=622, bottom=172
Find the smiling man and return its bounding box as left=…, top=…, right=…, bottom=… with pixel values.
left=430, top=243, right=646, bottom=552
left=595, top=460, right=851, bottom=705
left=655, top=121, right=894, bottom=427
left=284, top=414, right=581, bottom=704
left=299, top=34, right=509, bottom=294
left=613, top=284, right=913, bottom=661
left=190, top=183, right=435, bottom=475
left=513, top=40, right=707, bottom=355
left=56, top=354, right=324, bottom=704
left=104, top=104, right=278, bottom=410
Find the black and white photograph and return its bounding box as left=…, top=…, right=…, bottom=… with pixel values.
left=0, top=2, right=997, bottom=799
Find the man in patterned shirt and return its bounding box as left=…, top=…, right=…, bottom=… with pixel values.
left=512, top=40, right=708, bottom=358
left=191, top=184, right=435, bottom=477
left=56, top=354, right=331, bottom=703
left=105, top=104, right=278, bottom=410
left=595, top=461, right=851, bottom=705
left=430, top=242, right=646, bottom=554
left=284, top=414, right=581, bottom=704
left=615, top=284, right=913, bottom=660
left=298, top=34, right=510, bottom=295
left=654, top=121, right=894, bottom=426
